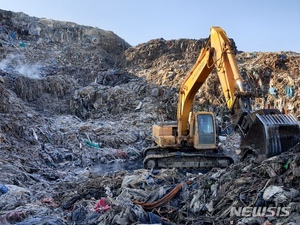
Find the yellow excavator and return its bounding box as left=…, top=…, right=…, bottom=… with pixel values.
left=143, top=26, right=300, bottom=169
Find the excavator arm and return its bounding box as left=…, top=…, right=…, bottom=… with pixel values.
left=177, top=27, right=252, bottom=144
left=177, top=45, right=214, bottom=139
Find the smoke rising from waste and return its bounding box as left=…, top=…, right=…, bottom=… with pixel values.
left=0, top=54, right=42, bottom=79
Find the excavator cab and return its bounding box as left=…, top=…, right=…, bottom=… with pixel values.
left=193, top=113, right=216, bottom=148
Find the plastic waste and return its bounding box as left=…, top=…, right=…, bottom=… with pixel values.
left=0, top=185, right=8, bottom=194
left=269, top=86, right=277, bottom=97
left=283, top=160, right=291, bottom=170
left=146, top=177, right=155, bottom=186
left=84, top=139, right=101, bottom=148
left=145, top=168, right=158, bottom=186
left=285, top=86, right=294, bottom=98
left=255, top=192, right=266, bottom=207
left=280, top=54, right=286, bottom=60
left=19, top=41, right=25, bottom=48
left=9, top=32, right=16, bottom=40
left=94, top=198, right=110, bottom=212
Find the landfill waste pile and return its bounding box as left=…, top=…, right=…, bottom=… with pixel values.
left=0, top=9, right=300, bottom=225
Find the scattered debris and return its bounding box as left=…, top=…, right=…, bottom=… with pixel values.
left=0, top=9, right=299, bottom=225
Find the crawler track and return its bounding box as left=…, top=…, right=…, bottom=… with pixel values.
left=143, top=147, right=233, bottom=169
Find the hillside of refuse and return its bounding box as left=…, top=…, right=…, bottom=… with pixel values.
left=0, top=9, right=300, bottom=225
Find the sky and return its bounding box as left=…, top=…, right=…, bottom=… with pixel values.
left=0, top=0, right=299, bottom=53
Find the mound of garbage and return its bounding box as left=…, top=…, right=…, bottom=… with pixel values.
left=0, top=9, right=299, bottom=225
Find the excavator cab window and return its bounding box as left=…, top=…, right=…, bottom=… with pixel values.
left=198, top=114, right=215, bottom=145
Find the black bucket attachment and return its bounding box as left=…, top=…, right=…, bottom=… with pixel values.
left=240, top=113, right=300, bottom=159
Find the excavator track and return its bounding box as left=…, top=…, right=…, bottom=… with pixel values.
left=143, top=147, right=233, bottom=169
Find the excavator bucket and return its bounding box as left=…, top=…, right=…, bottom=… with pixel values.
left=240, top=112, right=300, bottom=159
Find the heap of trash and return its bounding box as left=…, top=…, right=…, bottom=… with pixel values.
left=0, top=9, right=299, bottom=225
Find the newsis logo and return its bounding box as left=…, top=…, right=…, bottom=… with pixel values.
left=230, top=206, right=291, bottom=217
